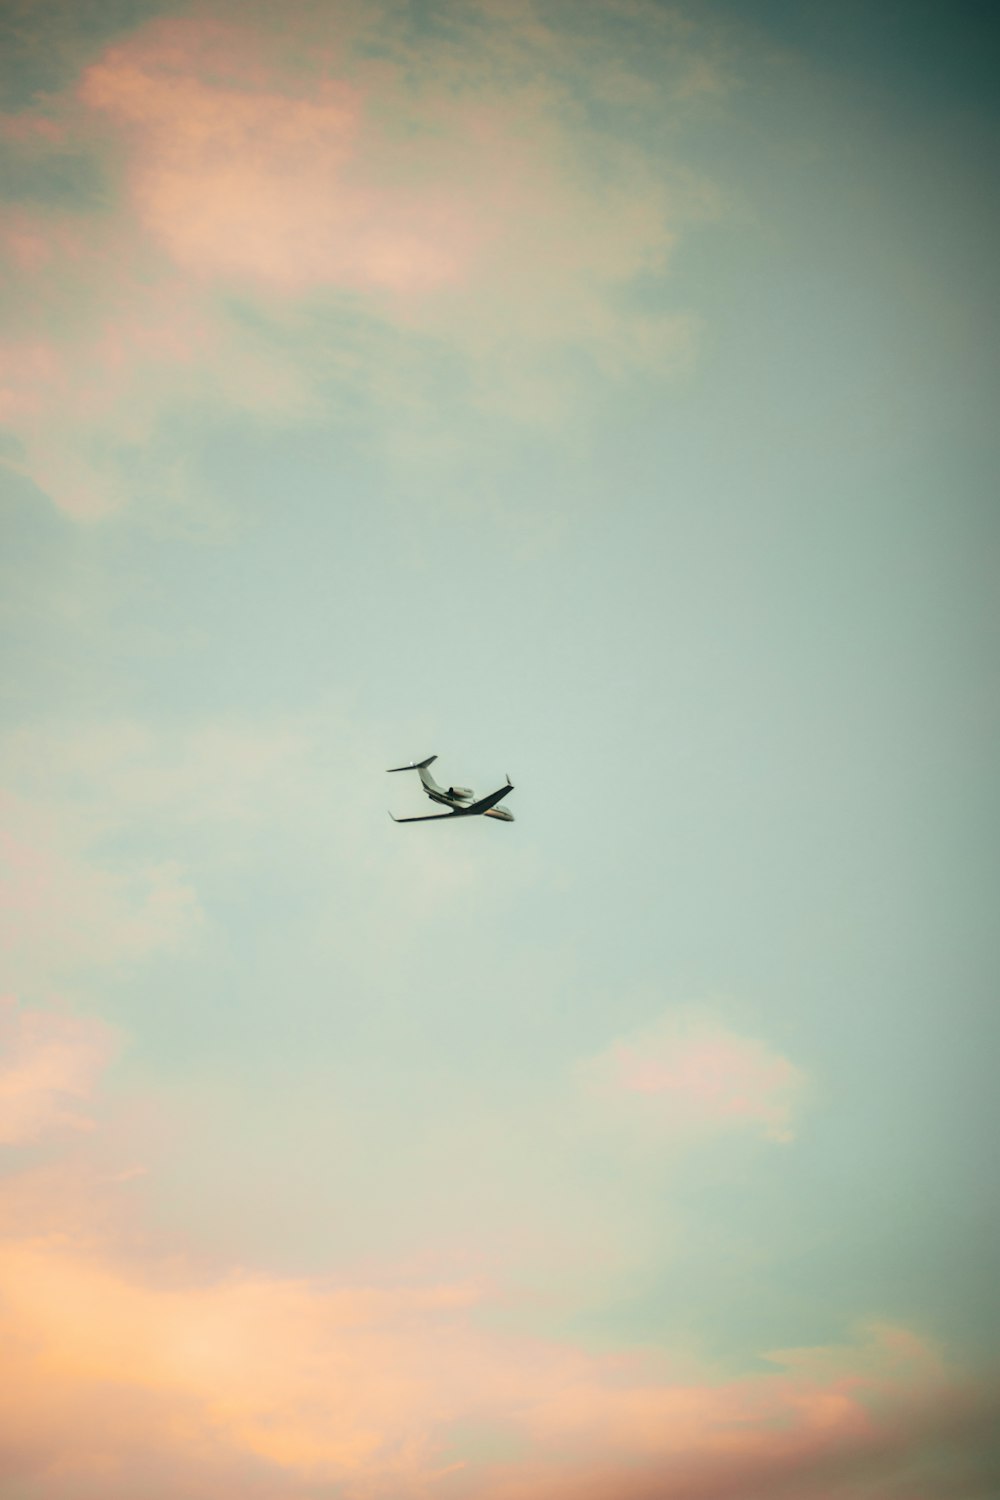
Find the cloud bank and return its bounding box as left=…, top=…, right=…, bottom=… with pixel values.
left=1, top=1190, right=990, bottom=1500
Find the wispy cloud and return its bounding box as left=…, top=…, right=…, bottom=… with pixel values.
left=0, top=997, right=118, bottom=1142
left=0, top=199, right=317, bottom=518
left=0, top=789, right=202, bottom=995
left=78, top=17, right=464, bottom=298
left=582, top=1008, right=807, bottom=1143
left=0, top=713, right=537, bottom=999
left=0, top=1, right=718, bottom=517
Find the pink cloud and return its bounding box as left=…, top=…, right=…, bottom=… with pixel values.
left=0, top=998, right=118, bottom=1143
left=0, top=5, right=714, bottom=515
left=74, top=17, right=533, bottom=301
left=583, top=1010, right=806, bottom=1142
left=0, top=113, right=67, bottom=146
left=0, top=1201, right=989, bottom=1500
left=0, top=999, right=986, bottom=1500
left=0, top=193, right=317, bottom=516
left=79, top=28, right=402, bottom=296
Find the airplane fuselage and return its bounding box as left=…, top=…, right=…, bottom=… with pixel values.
left=426, top=784, right=474, bottom=809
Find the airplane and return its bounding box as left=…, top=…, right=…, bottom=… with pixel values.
left=387, top=755, right=514, bottom=823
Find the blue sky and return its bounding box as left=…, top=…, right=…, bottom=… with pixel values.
left=1, top=2, right=998, bottom=1496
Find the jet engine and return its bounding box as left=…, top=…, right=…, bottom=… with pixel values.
left=448, top=785, right=474, bottom=801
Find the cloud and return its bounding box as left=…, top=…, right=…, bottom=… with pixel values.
left=582, top=1009, right=807, bottom=1143
left=0, top=2, right=717, bottom=517
left=0, top=1231, right=481, bottom=1488
left=0, top=200, right=317, bottom=519
left=0, top=1202, right=992, bottom=1500
left=0, top=788, right=202, bottom=995
left=0, top=997, right=118, bottom=1142
left=74, top=10, right=705, bottom=354
left=0, top=719, right=316, bottom=830
left=0, top=932, right=987, bottom=1500
left=0, top=712, right=424, bottom=1010
left=78, top=18, right=465, bottom=298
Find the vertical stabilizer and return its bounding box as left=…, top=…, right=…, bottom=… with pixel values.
left=386, top=756, right=446, bottom=796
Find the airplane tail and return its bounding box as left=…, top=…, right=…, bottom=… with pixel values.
left=386, top=755, right=437, bottom=772
left=386, top=755, right=445, bottom=796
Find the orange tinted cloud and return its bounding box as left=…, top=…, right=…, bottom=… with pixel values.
left=79, top=23, right=397, bottom=295
left=0, top=1234, right=477, bottom=1480
left=0, top=1010, right=984, bottom=1500
left=0, top=998, right=117, bottom=1143
left=75, top=11, right=679, bottom=316
left=0, top=1210, right=988, bottom=1500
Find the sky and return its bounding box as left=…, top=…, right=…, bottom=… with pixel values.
left=1, top=1, right=998, bottom=1496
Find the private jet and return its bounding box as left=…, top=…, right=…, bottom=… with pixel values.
left=387, top=755, right=514, bottom=823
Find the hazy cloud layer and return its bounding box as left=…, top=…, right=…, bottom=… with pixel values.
left=1, top=1149, right=989, bottom=1500
left=0, top=1, right=716, bottom=517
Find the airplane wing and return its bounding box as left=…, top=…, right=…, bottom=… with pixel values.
left=388, top=777, right=513, bottom=823
left=463, top=780, right=513, bottom=815
left=388, top=810, right=462, bottom=823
